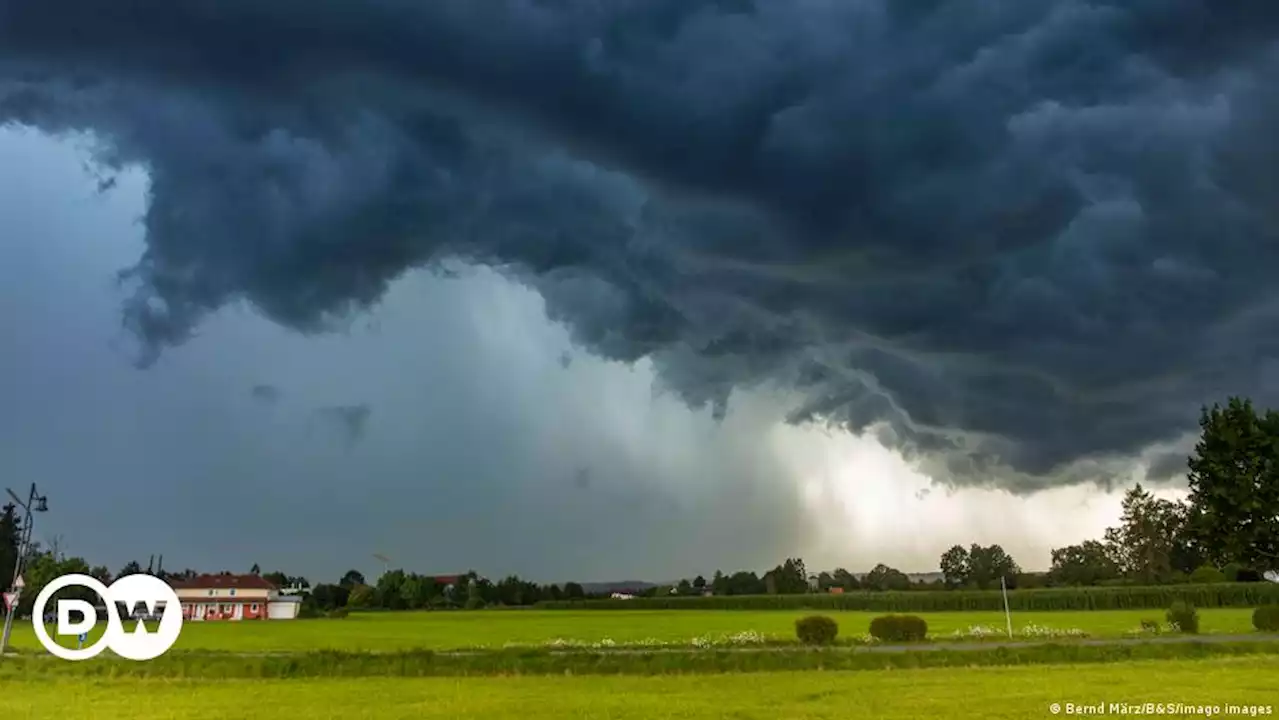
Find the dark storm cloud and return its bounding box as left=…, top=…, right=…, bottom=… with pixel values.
left=250, top=384, right=282, bottom=403
left=315, top=404, right=373, bottom=444
left=0, top=0, right=1274, bottom=487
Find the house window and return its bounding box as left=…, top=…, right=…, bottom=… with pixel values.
left=250, top=603, right=259, bottom=612
left=207, top=590, right=214, bottom=596
left=229, top=589, right=236, bottom=597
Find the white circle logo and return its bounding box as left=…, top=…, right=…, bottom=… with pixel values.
left=32, top=573, right=183, bottom=661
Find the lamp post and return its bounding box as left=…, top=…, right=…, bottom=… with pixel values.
left=1, top=484, right=49, bottom=658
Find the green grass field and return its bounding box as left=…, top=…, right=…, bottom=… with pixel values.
left=9, top=608, right=1262, bottom=653
left=1, top=657, right=1273, bottom=719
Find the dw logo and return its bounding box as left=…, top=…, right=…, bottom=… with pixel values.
left=32, top=573, right=183, bottom=661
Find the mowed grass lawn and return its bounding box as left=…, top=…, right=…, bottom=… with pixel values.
left=9, top=608, right=1262, bottom=653
left=1, top=657, right=1273, bottom=719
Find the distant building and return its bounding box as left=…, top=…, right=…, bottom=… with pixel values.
left=170, top=574, right=300, bottom=621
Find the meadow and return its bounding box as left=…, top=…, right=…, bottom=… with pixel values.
left=1, top=657, right=1274, bottom=719
left=8, top=607, right=1265, bottom=653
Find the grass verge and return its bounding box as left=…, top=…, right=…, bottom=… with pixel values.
left=0, top=657, right=1274, bottom=720
left=7, top=607, right=1263, bottom=653
left=1, top=640, right=1273, bottom=679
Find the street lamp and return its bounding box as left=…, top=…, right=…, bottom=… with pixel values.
left=1, top=484, right=50, bottom=658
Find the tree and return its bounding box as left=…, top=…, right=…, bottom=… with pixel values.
left=939, top=545, right=969, bottom=588
left=832, top=568, right=859, bottom=591
left=346, top=583, right=375, bottom=608
left=563, top=582, right=585, bottom=600
left=262, top=571, right=289, bottom=588
left=1186, top=398, right=1279, bottom=573
left=764, top=572, right=778, bottom=595
left=1103, top=485, right=1186, bottom=584
left=692, top=575, right=707, bottom=590
left=0, top=503, right=20, bottom=589
left=675, top=578, right=694, bottom=596
left=376, top=570, right=407, bottom=609
left=863, top=563, right=911, bottom=592
left=710, top=571, right=729, bottom=595
left=339, top=569, right=366, bottom=589
left=249, top=563, right=260, bottom=575
left=118, top=560, right=143, bottom=577
left=767, top=558, right=808, bottom=594
left=400, top=574, right=430, bottom=609
left=17, top=552, right=93, bottom=617
left=966, top=544, right=1021, bottom=590
left=1048, top=540, right=1121, bottom=586
left=311, top=583, right=349, bottom=610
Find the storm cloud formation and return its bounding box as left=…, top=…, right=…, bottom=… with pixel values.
left=0, top=0, right=1274, bottom=488
left=315, top=403, right=374, bottom=445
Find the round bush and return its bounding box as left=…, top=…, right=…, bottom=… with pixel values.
left=1251, top=605, right=1279, bottom=632
left=327, top=607, right=351, bottom=619
left=1188, top=565, right=1225, bottom=585
left=868, top=614, right=929, bottom=642
left=1165, top=601, right=1199, bottom=634
left=795, top=615, right=839, bottom=645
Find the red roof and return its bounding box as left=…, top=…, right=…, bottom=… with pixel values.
left=430, top=575, right=461, bottom=585
left=169, top=574, right=279, bottom=591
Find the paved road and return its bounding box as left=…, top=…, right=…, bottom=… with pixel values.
left=7, top=632, right=1272, bottom=660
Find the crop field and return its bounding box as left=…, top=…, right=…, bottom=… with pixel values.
left=2, top=657, right=1274, bottom=719
left=8, top=607, right=1264, bottom=653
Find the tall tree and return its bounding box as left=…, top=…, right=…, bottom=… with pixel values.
left=249, top=563, right=261, bottom=575
left=967, top=544, right=1021, bottom=590
left=339, top=569, right=366, bottom=589
left=1185, top=398, right=1279, bottom=573
left=939, top=545, right=970, bottom=588
left=118, top=560, right=143, bottom=577
left=1103, top=485, right=1185, bottom=584
left=0, top=503, right=20, bottom=588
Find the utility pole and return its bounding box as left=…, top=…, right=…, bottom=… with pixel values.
left=1, top=484, right=49, bottom=658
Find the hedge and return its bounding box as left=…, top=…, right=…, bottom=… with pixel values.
left=535, top=583, right=1279, bottom=612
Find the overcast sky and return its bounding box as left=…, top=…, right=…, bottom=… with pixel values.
left=0, top=126, right=1198, bottom=582
left=0, top=1, right=1273, bottom=583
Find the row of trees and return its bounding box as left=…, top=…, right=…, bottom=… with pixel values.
left=3, top=398, right=1272, bottom=611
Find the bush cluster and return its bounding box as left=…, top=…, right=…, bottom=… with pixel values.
left=1165, top=601, right=1199, bottom=634
left=868, top=614, right=928, bottom=642
left=1251, top=605, right=1278, bottom=632
left=794, top=615, right=839, bottom=645
left=326, top=607, right=351, bottom=619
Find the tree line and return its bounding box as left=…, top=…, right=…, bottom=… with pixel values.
left=3, top=397, right=1273, bottom=612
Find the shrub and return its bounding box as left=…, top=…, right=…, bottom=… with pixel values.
left=1139, top=619, right=1161, bottom=634
left=794, top=615, right=839, bottom=645
left=1189, top=565, right=1225, bottom=585
left=326, top=607, right=351, bottom=619
left=297, top=605, right=322, bottom=619
left=1166, top=601, right=1199, bottom=634
left=1251, top=605, right=1279, bottom=632
left=868, top=614, right=928, bottom=642
left=1222, top=563, right=1244, bottom=583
